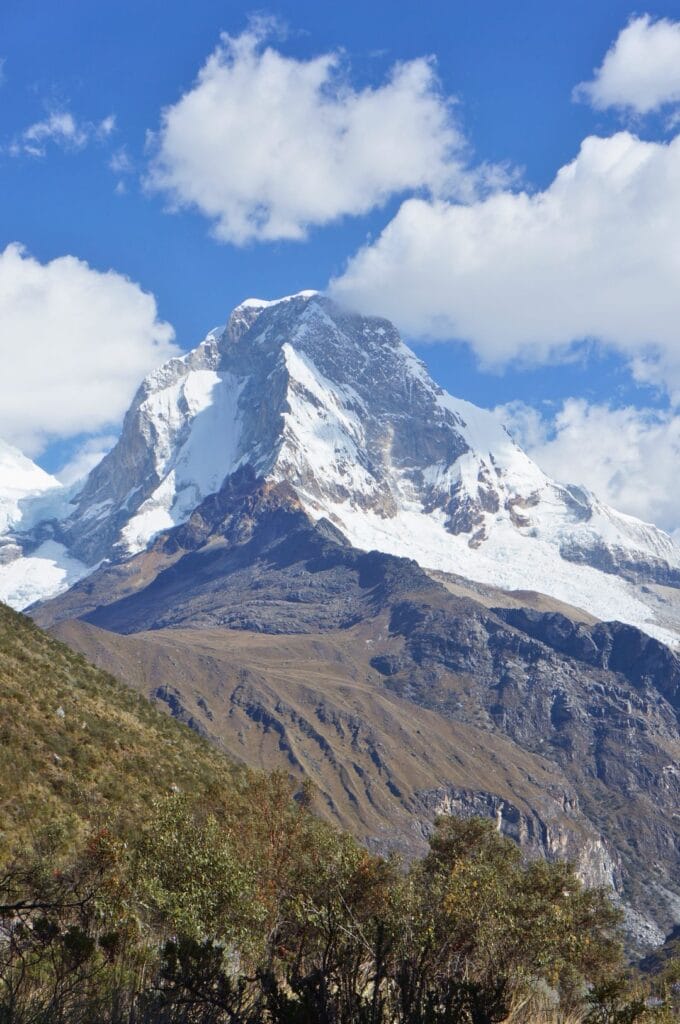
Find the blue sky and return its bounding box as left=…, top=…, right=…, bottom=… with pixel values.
left=2, top=1, right=680, bottom=532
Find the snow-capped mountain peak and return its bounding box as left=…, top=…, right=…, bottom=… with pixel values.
left=2, top=291, right=680, bottom=643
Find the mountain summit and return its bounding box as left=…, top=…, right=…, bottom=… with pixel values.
left=2, top=291, right=680, bottom=641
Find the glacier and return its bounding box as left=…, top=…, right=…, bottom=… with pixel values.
left=0, top=440, right=88, bottom=607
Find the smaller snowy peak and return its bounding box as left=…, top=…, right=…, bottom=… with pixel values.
left=0, top=439, right=58, bottom=495
left=0, top=440, right=60, bottom=535
left=0, top=440, right=87, bottom=609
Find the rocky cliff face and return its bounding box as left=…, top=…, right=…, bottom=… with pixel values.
left=415, top=785, right=622, bottom=893
left=3, top=292, right=680, bottom=643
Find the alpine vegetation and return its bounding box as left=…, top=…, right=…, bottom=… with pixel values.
left=0, top=603, right=673, bottom=1024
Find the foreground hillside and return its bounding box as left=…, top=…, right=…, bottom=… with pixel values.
left=1, top=604, right=676, bottom=1023
left=0, top=601, right=248, bottom=856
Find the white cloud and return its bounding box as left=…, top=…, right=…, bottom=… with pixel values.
left=574, top=15, right=680, bottom=114
left=109, top=146, right=132, bottom=174
left=97, top=114, right=116, bottom=139
left=331, top=131, right=680, bottom=397
left=498, top=399, right=680, bottom=536
left=21, top=112, right=88, bottom=156
left=10, top=111, right=116, bottom=158
left=110, top=146, right=133, bottom=195
left=0, top=244, right=178, bottom=455
left=146, top=26, right=473, bottom=244
left=56, top=435, right=118, bottom=485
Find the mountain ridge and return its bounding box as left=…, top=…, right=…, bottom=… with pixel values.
left=2, top=292, right=680, bottom=644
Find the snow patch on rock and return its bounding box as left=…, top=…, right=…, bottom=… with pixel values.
left=120, top=369, right=245, bottom=553
left=0, top=540, right=87, bottom=609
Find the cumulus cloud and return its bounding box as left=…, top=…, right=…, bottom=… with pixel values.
left=10, top=111, right=116, bottom=158
left=331, top=131, right=680, bottom=396
left=0, top=244, right=178, bottom=454
left=498, top=399, right=680, bottom=536
left=56, top=435, right=118, bottom=486
left=574, top=14, right=680, bottom=114
left=146, top=25, right=473, bottom=244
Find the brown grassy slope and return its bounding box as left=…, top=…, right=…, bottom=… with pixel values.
left=0, top=603, right=248, bottom=859
left=51, top=614, right=592, bottom=859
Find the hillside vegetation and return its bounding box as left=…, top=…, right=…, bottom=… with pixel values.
left=0, top=602, right=248, bottom=857
left=0, top=603, right=678, bottom=1022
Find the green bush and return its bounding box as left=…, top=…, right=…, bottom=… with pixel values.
left=1, top=801, right=660, bottom=1024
